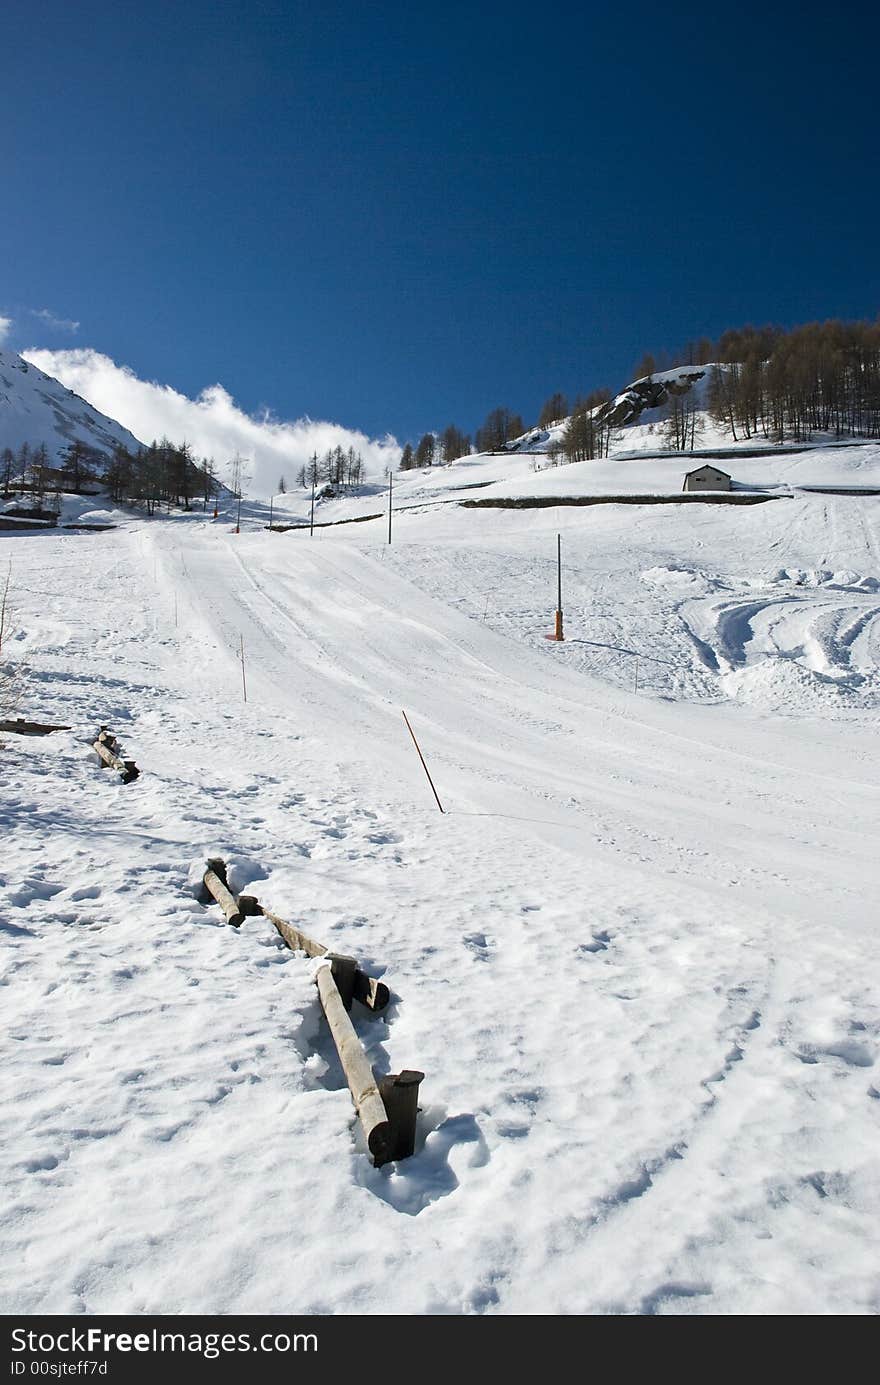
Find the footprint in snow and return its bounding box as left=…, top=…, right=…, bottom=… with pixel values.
left=578, top=930, right=611, bottom=954
left=797, top=1039, right=875, bottom=1068
left=8, top=878, right=64, bottom=907
left=463, top=932, right=492, bottom=960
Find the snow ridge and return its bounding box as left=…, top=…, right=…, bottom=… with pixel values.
left=0, top=349, right=144, bottom=462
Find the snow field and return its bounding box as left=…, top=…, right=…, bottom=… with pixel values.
left=1, top=488, right=879, bottom=1315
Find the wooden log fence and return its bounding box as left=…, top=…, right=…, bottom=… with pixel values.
left=258, top=904, right=390, bottom=1013
left=92, top=727, right=139, bottom=782
left=198, top=858, right=420, bottom=1165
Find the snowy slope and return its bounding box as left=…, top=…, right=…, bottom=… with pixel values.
left=0, top=349, right=144, bottom=462
left=1, top=488, right=878, bottom=1315
left=263, top=440, right=880, bottom=533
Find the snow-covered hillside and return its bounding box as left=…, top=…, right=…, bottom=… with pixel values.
left=500, top=363, right=874, bottom=460
left=2, top=481, right=878, bottom=1315
left=0, top=349, right=143, bottom=462
left=266, top=438, right=880, bottom=534
left=496, top=364, right=717, bottom=457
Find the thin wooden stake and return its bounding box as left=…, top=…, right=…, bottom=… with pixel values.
left=388, top=468, right=393, bottom=545
left=557, top=531, right=562, bottom=613
left=0, top=562, right=11, bottom=656
left=554, top=532, right=564, bottom=640
left=402, top=710, right=444, bottom=813
left=240, top=635, right=247, bottom=703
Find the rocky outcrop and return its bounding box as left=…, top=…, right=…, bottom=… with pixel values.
left=593, top=369, right=708, bottom=431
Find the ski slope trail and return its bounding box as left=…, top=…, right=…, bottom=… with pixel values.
left=2, top=513, right=878, bottom=1316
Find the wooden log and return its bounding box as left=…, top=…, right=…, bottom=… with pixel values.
left=260, top=906, right=328, bottom=960
left=202, top=862, right=245, bottom=928
left=261, top=906, right=390, bottom=1013
left=314, top=962, right=393, bottom=1166
left=379, top=1070, right=425, bottom=1160
left=92, top=729, right=139, bottom=782
left=0, top=718, right=71, bottom=736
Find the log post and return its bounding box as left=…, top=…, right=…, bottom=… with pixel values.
left=352, top=969, right=392, bottom=1014
left=378, top=1070, right=425, bottom=1160
left=327, top=953, right=358, bottom=1010
left=314, top=962, right=394, bottom=1166
left=202, top=858, right=245, bottom=928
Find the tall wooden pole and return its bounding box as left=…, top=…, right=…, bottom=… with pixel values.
left=553, top=532, right=564, bottom=641
left=310, top=476, right=315, bottom=537
left=402, top=710, right=444, bottom=813
left=558, top=532, right=562, bottom=612
left=240, top=635, right=248, bottom=703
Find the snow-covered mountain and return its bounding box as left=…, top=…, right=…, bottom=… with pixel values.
left=0, top=348, right=144, bottom=461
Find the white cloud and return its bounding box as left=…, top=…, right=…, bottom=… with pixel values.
left=0, top=316, right=12, bottom=343
left=22, top=348, right=401, bottom=497
left=31, top=308, right=80, bottom=333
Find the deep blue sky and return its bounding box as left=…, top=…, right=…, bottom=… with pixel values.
left=3, top=0, right=878, bottom=441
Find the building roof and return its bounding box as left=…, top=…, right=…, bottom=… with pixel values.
left=683, top=464, right=732, bottom=479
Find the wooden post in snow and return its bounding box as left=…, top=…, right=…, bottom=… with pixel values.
left=402, top=710, right=445, bottom=813
left=550, top=533, right=564, bottom=640
left=239, top=635, right=248, bottom=703
left=379, top=1070, right=424, bottom=1160
left=543, top=534, right=565, bottom=641
left=388, top=468, right=393, bottom=545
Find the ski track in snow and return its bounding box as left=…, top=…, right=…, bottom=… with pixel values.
left=1, top=489, right=879, bottom=1316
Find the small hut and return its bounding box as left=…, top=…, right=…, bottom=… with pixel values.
left=682, top=464, right=731, bottom=493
